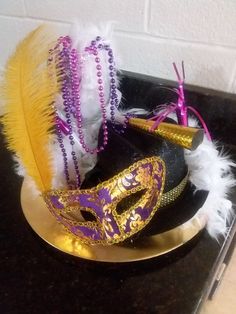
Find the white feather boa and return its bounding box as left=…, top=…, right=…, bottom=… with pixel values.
left=185, top=117, right=236, bottom=239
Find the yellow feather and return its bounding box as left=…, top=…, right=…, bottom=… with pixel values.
left=1, top=26, right=57, bottom=192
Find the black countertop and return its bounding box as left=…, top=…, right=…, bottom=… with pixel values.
left=1, top=71, right=236, bottom=314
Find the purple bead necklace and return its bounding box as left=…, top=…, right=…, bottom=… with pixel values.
left=86, top=36, right=129, bottom=134
left=48, top=41, right=71, bottom=186
left=49, top=36, right=81, bottom=188
left=49, top=34, right=130, bottom=188
left=60, top=37, right=81, bottom=187
left=73, top=38, right=108, bottom=154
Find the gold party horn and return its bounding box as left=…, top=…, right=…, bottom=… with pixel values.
left=129, top=118, right=204, bottom=150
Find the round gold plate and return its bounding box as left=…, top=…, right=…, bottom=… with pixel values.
left=21, top=179, right=207, bottom=263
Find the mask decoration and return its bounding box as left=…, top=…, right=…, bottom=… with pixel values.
left=43, top=157, right=165, bottom=245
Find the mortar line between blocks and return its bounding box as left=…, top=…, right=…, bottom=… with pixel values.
left=114, top=29, right=236, bottom=52
left=25, top=15, right=72, bottom=25
left=143, top=0, right=150, bottom=33
left=0, top=14, right=71, bottom=26
left=22, top=0, right=27, bottom=16
left=227, top=61, right=236, bottom=93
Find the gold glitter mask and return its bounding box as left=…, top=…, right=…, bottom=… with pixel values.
left=43, top=157, right=166, bottom=245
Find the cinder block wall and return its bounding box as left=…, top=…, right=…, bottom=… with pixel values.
left=0, top=0, right=236, bottom=92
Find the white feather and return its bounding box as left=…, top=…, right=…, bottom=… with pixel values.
left=114, top=107, right=149, bottom=124
left=51, top=135, right=97, bottom=189
left=13, top=155, right=26, bottom=177
left=185, top=117, right=236, bottom=238
left=13, top=155, right=40, bottom=197
left=70, top=22, right=121, bottom=122
left=165, top=113, right=236, bottom=238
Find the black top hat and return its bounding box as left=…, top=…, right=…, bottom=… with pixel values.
left=82, top=118, right=209, bottom=241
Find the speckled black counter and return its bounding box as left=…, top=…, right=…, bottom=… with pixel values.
left=1, top=71, right=236, bottom=314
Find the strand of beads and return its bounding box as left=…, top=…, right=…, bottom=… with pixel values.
left=49, top=34, right=131, bottom=187
left=48, top=40, right=71, bottom=187
left=90, top=37, right=130, bottom=134
left=69, top=38, right=108, bottom=154
left=55, top=114, right=70, bottom=185
left=107, top=44, right=129, bottom=134
left=60, top=36, right=81, bottom=188
left=49, top=36, right=81, bottom=188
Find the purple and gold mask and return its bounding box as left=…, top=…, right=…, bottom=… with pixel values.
left=43, top=157, right=165, bottom=245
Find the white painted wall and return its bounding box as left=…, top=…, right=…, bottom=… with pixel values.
left=0, top=0, right=236, bottom=92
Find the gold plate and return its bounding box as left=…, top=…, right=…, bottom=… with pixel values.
left=21, top=179, right=207, bottom=263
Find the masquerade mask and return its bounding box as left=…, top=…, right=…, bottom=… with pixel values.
left=43, top=157, right=165, bottom=245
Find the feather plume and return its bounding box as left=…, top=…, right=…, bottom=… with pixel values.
left=167, top=113, right=236, bottom=238
left=1, top=26, right=57, bottom=192
left=184, top=117, right=236, bottom=238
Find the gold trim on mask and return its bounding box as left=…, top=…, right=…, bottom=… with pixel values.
left=43, top=157, right=166, bottom=245
left=43, top=155, right=189, bottom=246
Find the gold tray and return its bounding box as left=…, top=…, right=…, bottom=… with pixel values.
left=21, top=179, right=207, bottom=263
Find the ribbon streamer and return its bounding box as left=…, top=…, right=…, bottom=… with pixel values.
left=150, top=62, right=212, bottom=141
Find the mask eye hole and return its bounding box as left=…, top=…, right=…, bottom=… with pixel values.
left=116, top=189, right=147, bottom=215
left=60, top=209, right=97, bottom=222
left=80, top=210, right=97, bottom=222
